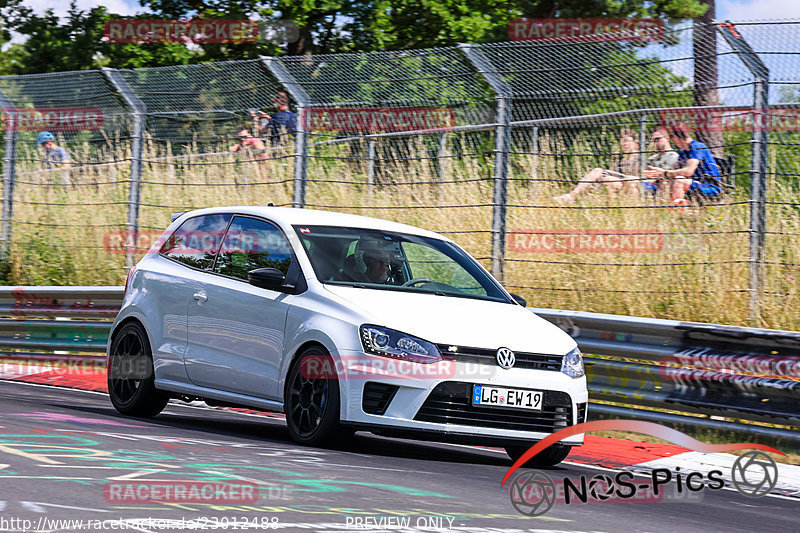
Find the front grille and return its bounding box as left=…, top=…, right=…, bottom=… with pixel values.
left=362, top=382, right=399, bottom=415
left=414, top=381, right=574, bottom=433
left=577, top=402, right=588, bottom=424
left=436, top=345, right=562, bottom=371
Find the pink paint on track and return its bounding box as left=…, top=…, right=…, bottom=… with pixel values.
left=2, top=365, right=688, bottom=466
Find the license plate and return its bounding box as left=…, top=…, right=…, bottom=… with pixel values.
left=472, top=385, right=542, bottom=411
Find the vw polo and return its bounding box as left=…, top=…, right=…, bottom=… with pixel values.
left=107, top=206, right=587, bottom=465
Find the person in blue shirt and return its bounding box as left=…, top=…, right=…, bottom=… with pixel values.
left=644, top=122, right=721, bottom=204
left=250, top=92, right=297, bottom=146
left=36, top=131, right=71, bottom=169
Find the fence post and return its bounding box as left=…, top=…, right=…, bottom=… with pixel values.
left=261, top=57, right=311, bottom=208
left=638, top=114, right=647, bottom=194
left=0, top=90, right=16, bottom=260
left=748, top=77, right=769, bottom=323
left=459, top=44, right=513, bottom=282
left=530, top=126, right=539, bottom=192
left=437, top=132, right=448, bottom=182
left=101, top=68, right=145, bottom=270
left=367, top=139, right=376, bottom=193
left=718, top=22, right=770, bottom=324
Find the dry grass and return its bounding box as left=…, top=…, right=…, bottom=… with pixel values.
left=3, top=133, right=799, bottom=329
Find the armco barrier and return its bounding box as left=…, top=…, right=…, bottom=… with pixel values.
left=535, top=308, right=800, bottom=441
left=0, top=287, right=797, bottom=442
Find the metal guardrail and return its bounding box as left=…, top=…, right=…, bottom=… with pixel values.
left=0, top=286, right=123, bottom=319
left=0, top=287, right=797, bottom=444
left=534, top=308, right=800, bottom=444
left=0, top=287, right=120, bottom=357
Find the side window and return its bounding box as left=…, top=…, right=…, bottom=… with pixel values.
left=214, top=216, right=294, bottom=280
left=160, top=214, right=232, bottom=270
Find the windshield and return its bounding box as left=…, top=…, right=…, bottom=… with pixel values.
left=293, top=225, right=511, bottom=303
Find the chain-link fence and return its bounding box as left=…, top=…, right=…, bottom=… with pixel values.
left=1, top=20, right=798, bottom=329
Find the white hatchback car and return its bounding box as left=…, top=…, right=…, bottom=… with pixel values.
left=108, top=206, right=587, bottom=465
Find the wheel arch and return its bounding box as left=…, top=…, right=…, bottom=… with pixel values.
left=280, top=337, right=354, bottom=422
left=107, top=315, right=149, bottom=358
left=281, top=339, right=331, bottom=397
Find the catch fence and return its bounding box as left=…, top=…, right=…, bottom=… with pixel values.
left=0, top=19, right=798, bottom=329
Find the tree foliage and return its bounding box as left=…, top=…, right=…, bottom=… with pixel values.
left=0, top=0, right=713, bottom=73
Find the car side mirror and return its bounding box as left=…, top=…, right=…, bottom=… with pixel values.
left=248, top=268, right=286, bottom=291
left=510, top=293, right=527, bottom=307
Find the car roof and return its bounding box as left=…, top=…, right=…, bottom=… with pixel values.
left=172, top=206, right=450, bottom=241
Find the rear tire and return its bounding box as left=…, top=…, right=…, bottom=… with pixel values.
left=284, top=345, right=344, bottom=446
left=505, top=443, right=572, bottom=467
left=108, top=322, right=169, bottom=417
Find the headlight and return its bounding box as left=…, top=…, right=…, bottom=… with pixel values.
left=561, top=347, right=584, bottom=378
left=360, top=325, right=442, bottom=364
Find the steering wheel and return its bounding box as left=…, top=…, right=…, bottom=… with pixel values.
left=402, top=278, right=433, bottom=287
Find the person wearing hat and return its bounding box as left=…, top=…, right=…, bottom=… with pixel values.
left=36, top=131, right=71, bottom=169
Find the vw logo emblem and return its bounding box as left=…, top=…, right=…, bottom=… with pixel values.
left=496, top=347, right=515, bottom=369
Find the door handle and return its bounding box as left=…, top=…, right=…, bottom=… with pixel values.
left=193, top=291, right=207, bottom=303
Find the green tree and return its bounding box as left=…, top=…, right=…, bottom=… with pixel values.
left=3, top=1, right=200, bottom=73
left=12, top=2, right=109, bottom=73
left=2, top=0, right=714, bottom=69
left=139, top=0, right=712, bottom=56
left=0, top=0, right=30, bottom=74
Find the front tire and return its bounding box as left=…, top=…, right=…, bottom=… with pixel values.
left=505, top=443, right=572, bottom=467
left=284, top=345, right=343, bottom=446
left=108, top=322, right=169, bottom=417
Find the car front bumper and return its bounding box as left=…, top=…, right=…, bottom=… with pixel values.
left=336, top=351, right=588, bottom=446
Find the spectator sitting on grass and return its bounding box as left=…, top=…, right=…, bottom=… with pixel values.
left=644, top=122, right=722, bottom=207
left=642, top=126, right=679, bottom=198
left=554, top=130, right=641, bottom=203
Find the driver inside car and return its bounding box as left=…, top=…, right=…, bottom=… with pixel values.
left=339, top=239, right=398, bottom=284
left=361, top=249, right=392, bottom=284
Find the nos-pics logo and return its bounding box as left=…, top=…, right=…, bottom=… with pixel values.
left=502, top=420, right=782, bottom=516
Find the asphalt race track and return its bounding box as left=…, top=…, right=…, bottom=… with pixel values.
left=0, top=379, right=796, bottom=533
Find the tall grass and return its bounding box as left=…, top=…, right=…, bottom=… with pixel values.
left=3, top=131, right=798, bottom=330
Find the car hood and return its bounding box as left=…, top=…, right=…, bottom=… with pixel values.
left=323, top=285, right=575, bottom=355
